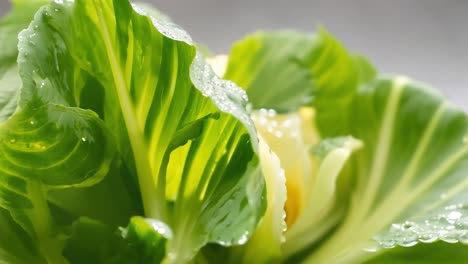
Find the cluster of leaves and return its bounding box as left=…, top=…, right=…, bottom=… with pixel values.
left=0, top=0, right=466, bottom=263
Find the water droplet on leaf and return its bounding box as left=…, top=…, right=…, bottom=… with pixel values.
left=402, top=221, right=415, bottom=230
left=418, top=233, right=437, bottom=243
left=447, top=211, right=462, bottom=223
left=363, top=245, right=379, bottom=252
left=378, top=240, right=396, bottom=249
left=458, top=232, right=468, bottom=244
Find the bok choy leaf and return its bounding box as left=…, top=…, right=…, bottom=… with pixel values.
left=0, top=0, right=266, bottom=262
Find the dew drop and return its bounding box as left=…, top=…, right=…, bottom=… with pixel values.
left=81, top=137, right=87, bottom=142
left=9, top=138, right=16, bottom=144
left=378, top=240, right=396, bottom=249
left=282, top=119, right=292, bottom=128
left=447, top=211, right=462, bottom=223
left=274, top=130, right=283, bottom=138
left=363, top=245, right=379, bottom=253
left=267, top=109, right=276, bottom=117
left=390, top=223, right=402, bottom=232
left=398, top=239, right=418, bottom=247
left=439, top=231, right=459, bottom=243
left=445, top=225, right=455, bottom=231
left=290, top=131, right=299, bottom=138
left=445, top=204, right=459, bottom=211
left=418, top=233, right=437, bottom=243
left=236, top=232, right=250, bottom=244
left=459, top=232, right=468, bottom=244
left=455, top=217, right=468, bottom=229
left=30, top=120, right=36, bottom=126
left=32, top=142, right=46, bottom=150
left=258, top=117, right=267, bottom=126
left=402, top=221, right=415, bottom=230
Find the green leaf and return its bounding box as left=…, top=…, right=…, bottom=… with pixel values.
left=18, top=0, right=265, bottom=262
left=364, top=242, right=468, bottom=264
left=224, top=31, right=315, bottom=112
left=304, top=77, right=468, bottom=263
left=0, top=2, right=129, bottom=262
left=122, top=217, right=172, bottom=264
left=63, top=218, right=128, bottom=264
left=63, top=217, right=171, bottom=264
left=0, top=66, right=20, bottom=122
left=307, top=28, right=377, bottom=137
left=0, top=0, right=50, bottom=122
left=0, top=208, right=42, bottom=263
left=0, top=102, right=115, bottom=263
left=0, top=0, right=50, bottom=75
left=46, top=160, right=142, bottom=228
left=352, top=55, right=377, bottom=86
left=223, top=28, right=376, bottom=118
left=132, top=2, right=172, bottom=23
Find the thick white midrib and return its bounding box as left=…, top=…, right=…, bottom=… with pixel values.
left=93, top=1, right=163, bottom=219
left=351, top=77, right=406, bottom=225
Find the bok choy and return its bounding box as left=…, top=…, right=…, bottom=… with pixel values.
left=0, top=0, right=466, bottom=263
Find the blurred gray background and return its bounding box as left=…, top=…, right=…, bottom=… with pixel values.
left=1, top=0, right=466, bottom=110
